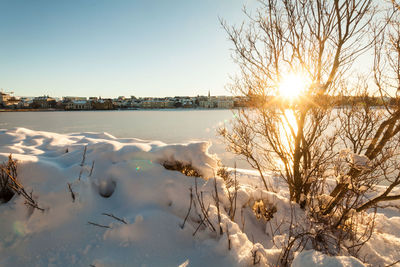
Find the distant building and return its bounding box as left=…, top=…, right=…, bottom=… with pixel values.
left=63, top=96, right=87, bottom=102
left=17, top=97, right=31, bottom=109
left=198, top=93, right=235, bottom=109
left=217, top=99, right=234, bottom=109
left=0, top=92, right=11, bottom=105
left=113, top=96, right=132, bottom=109
left=199, top=92, right=215, bottom=108
left=65, top=100, right=91, bottom=110
left=32, top=96, right=56, bottom=109
left=0, top=91, right=22, bottom=108
left=182, top=101, right=193, bottom=108
left=5, top=97, right=21, bottom=108
left=92, top=99, right=113, bottom=110
left=142, top=99, right=175, bottom=109
left=199, top=99, right=215, bottom=108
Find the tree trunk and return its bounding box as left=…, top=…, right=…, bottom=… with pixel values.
left=292, top=110, right=307, bottom=204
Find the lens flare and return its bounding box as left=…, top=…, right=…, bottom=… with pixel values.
left=13, top=221, right=27, bottom=236
left=130, top=159, right=153, bottom=172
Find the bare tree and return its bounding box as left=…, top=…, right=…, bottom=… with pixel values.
left=219, top=1, right=400, bottom=264
left=220, top=0, right=379, bottom=205
left=324, top=6, right=400, bottom=215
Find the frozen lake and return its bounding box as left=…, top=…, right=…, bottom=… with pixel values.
left=0, top=109, right=241, bottom=167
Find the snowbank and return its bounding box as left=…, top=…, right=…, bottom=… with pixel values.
left=0, top=128, right=399, bottom=266
left=292, top=250, right=364, bottom=267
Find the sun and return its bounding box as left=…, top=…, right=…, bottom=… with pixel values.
left=278, top=73, right=310, bottom=99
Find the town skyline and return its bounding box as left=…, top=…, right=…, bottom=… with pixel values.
left=0, top=90, right=241, bottom=110
left=0, top=88, right=233, bottom=99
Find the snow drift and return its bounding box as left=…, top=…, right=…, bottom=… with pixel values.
left=0, top=128, right=399, bottom=266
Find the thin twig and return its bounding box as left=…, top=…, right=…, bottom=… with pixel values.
left=89, top=161, right=95, bottom=177
left=88, top=221, right=111, bottom=229
left=67, top=183, right=75, bottom=202
left=233, top=162, right=238, bottom=219
left=213, top=177, right=223, bottom=235
left=241, top=207, right=246, bottom=232
left=180, top=187, right=193, bottom=229
left=194, top=177, right=216, bottom=232
left=80, top=145, right=87, bottom=167
left=226, top=223, right=231, bottom=250
left=102, top=213, right=127, bottom=224
left=78, top=169, right=83, bottom=181
left=385, top=259, right=400, bottom=267
left=193, top=216, right=207, bottom=236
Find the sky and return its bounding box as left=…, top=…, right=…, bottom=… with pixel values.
left=0, top=0, right=255, bottom=98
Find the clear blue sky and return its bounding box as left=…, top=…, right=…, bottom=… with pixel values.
left=0, top=0, right=254, bottom=98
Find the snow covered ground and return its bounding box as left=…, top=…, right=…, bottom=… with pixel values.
left=0, top=128, right=399, bottom=266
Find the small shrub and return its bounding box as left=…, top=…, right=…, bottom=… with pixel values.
left=0, top=154, right=43, bottom=211
left=163, top=161, right=201, bottom=177
left=217, top=167, right=235, bottom=188
left=217, top=166, right=240, bottom=220
left=0, top=155, right=17, bottom=203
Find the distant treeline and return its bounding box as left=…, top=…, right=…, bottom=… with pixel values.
left=246, top=94, right=398, bottom=108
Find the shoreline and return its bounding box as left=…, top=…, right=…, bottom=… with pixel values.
left=0, top=107, right=237, bottom=112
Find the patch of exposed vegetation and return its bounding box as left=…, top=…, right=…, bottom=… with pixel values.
left=0, top=154, right=43, bottom=211
left=0, top=155, right=16, bottom=203
left=162, top=161, right=201, bottom=177
left=252, top=199, right=277, bottom=222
